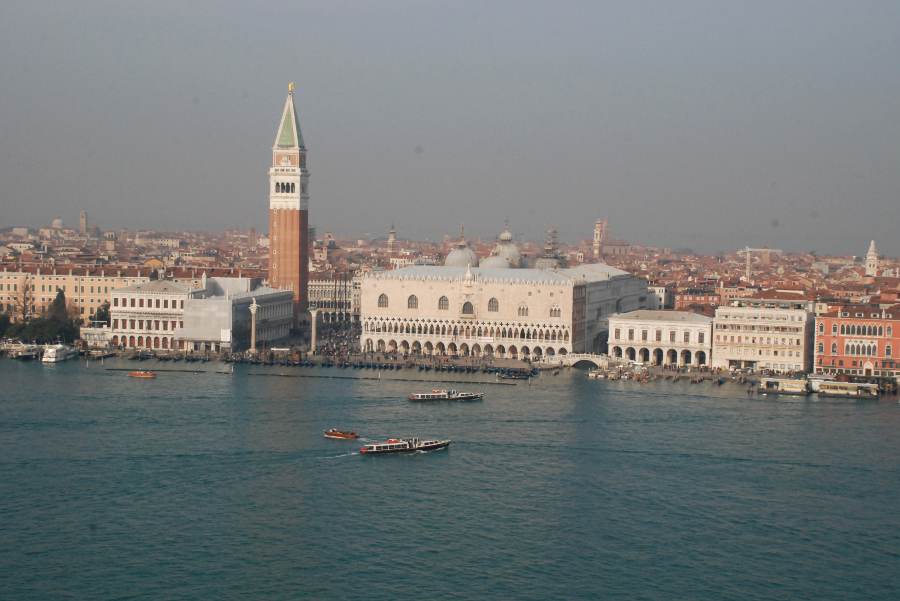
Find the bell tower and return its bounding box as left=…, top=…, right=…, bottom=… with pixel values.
left=268, top=83, right=310, bottom=318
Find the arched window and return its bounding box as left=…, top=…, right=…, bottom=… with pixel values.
left=407, top=295, right=418, bottom=309
left=438, top=296, right=449, bottom=311
left=518, top=305, right=528, bottom=317
left=550, top=306, right=561, bottom=318
left=488, top=298, right=499, bottom=312
left=818, top=343, right=824, bottom=353
left=887, top=345, right=892, bottom=357
left=831, top=342, right=837, bottom=355
left=462, top=301, right=474, bottom=315
left=887, top=327, right=893, bottom=337
left=290, top=183, right=295, bottom=194
left=840, top=324, right=845, bottom=335
left=378, top=294, right=389, bottom=308
left=832, top=323, right=837, bottom=334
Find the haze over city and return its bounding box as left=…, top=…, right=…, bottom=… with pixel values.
left=2, top=1, right=899, bottom=254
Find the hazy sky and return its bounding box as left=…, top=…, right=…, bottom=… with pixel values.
left=1, top=1, right=898, bottom=255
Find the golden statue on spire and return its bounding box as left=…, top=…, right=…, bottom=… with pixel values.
left=288, top=82, right=295, bottom=94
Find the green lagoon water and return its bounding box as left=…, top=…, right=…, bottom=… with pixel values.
left=1, top=358, right=899, bottom=600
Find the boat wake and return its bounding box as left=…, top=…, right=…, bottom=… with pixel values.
left=321, top=451, right=359, bottom=460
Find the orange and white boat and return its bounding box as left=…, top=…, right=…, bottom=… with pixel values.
left=323, top=428, right=359, bottom=440
left=128, top=370, right=157, bottom=379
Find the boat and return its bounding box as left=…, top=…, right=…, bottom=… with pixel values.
left=587, top=369, right=606, bottom=380
left=408, top=389, right=483, bottom=401
left=497, top=371, right=530, bottom=380
left=12, top=346, right=40, bottom=361
left=323, top=428, right=359, bottom=440
left=758, top=377, right=809, bottom=396
left=359, top=437, right=451, bottom=455
left=128, top=370, right=157, bottom=379
left=817, top=381, right=879, bottom=399
left=42, top=344, right=78, bottom=363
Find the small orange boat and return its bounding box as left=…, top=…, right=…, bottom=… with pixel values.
left=128, top=370, right=157, bottom=379
left=324, top=428, right=359, bottom=440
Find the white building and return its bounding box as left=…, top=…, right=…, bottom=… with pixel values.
left=712, top=296, right=814, bottom=373
left=608, top=310, right=712, bottom=366
left=110, top=280, right=190, bottom=350
left=647, top=285, right=674, bottom=310
left=177, top=277, right=293, bottom=352
left=109, top=277, right=292, bottom=352
left=359, top=263, right=647, bottom=359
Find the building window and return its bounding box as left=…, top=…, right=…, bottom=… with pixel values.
left=488, top=298, right=499, bottom=312
left=818, top=322, right=824, bottom=334
left=669, top=331, right=676, bottom=342
left=683, top=332, right=690, bottom=343
left=550, top=306, right=561, bottom=318
left=655, top=330, right=662, bottom=342
left=818, top=343, right=824, bottom=353
left=113, top=298, right=118, bottom=307
left=407, top=295, right=418, bottom=309
left=438, top=296, right=449, bottom=311
left=886, top=346, right=892, bottom=357
left=462, top=302, right=474, bottom=315
left=628, top=329, right=634, bottom=341
left=614, top=328, right=620, bottom=341
left=698, top=332, right=704, bottom=344
left=378, top=294, right=389, bottom=308
left=518, top=305, right=529, bottom=317
left=832, top=323, right=837, bottom=334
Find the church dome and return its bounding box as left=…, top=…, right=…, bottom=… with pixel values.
left=445, top=240, right=479, bottom=268
left=483, top=226, right=521, bottom=268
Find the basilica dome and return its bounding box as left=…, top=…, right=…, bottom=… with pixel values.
left=444, top=238, right=479, bottom=268
left=481, top=227, right=521, bottom=269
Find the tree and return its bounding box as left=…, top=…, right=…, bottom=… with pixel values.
left=7, top=290, right=79, bottom=343
left=91, top=302, right=111, bottom=326
left=48, top=290, right=68, bottom=322
left=0, top=313, right=10, bottom=338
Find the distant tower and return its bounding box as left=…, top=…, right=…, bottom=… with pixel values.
left=268, top=82, right=310, bottom=318
left=593, top=219, right=608, bottom=258
left=387, top=223, right=397, bottom=253
left=79, top=210, right=88, bottom=235
left=866, top=240, right=879, bottom=276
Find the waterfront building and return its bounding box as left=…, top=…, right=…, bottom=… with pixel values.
left=109, top=276, right=293, bottom=352
left=814, top=304, right=900, bottom=379
left=177, top=277, right=293, bottom=352
left=712, top=293, right=815, bottom=373
left=0, top=266, right=151, bottom=323
left=866, top=240, right=880, bottom=277
left=359, top=263, right=648, bottom=358
left=268, top=83, right=310, bottom=317
left=608, top=310, right=712, bottom=366
left=109, top=280, right=191, bottom=350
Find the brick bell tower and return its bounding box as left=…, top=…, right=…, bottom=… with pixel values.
left=268, top=83, right=310, bottom=321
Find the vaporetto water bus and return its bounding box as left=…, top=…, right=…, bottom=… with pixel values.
left=359, top=438, right=451, bottom=455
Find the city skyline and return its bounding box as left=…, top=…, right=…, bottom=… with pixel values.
left=1, top=2, right=899, bottom=255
